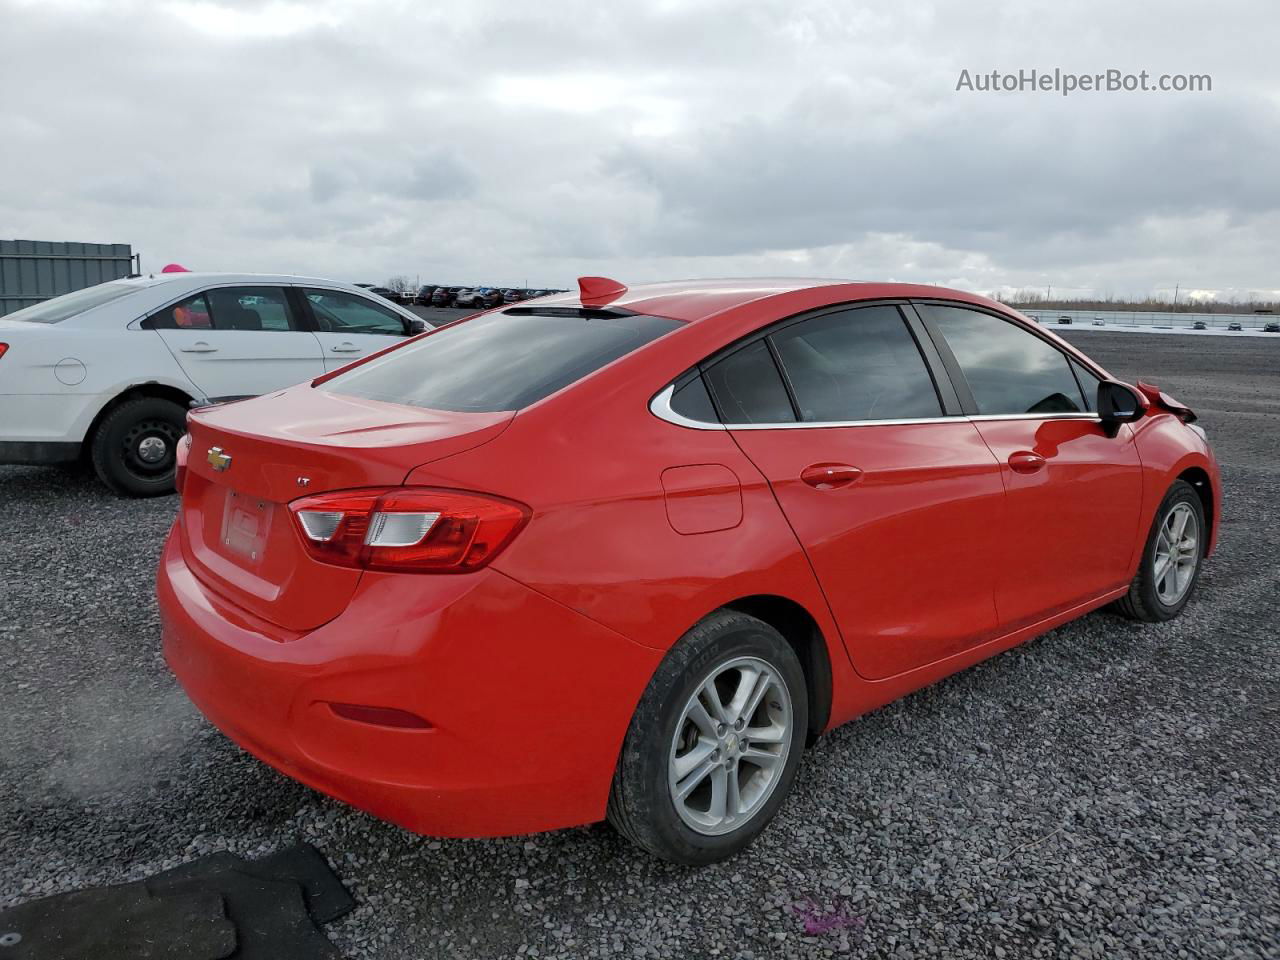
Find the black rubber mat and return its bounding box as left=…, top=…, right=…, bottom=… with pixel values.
left=0, top=882, right=235, bottom=960
left=147, top=868, right=339, bottom=960
left=146, top=842, right=354, bottom=924
left=0, top=843, right=353, bottom=960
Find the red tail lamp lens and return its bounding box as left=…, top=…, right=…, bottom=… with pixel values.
left=0, top=343, right=8, bottom=360
left=289, top=487, right=529, bottom=573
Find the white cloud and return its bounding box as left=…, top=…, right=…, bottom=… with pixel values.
left=0, top=0, right=1277, bottom=296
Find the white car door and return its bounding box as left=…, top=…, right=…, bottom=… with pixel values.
left=298, top=287, right=414, bottom=370
left=146, top=285, right=325, bottom=400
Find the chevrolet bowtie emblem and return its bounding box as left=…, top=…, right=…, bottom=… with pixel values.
left=207, top=446, right=232, bottom=471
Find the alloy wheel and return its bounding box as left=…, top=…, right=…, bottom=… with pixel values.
left=667, top=656, right=793, bottom=836
left=1154, top=502, right=1199, bottom=605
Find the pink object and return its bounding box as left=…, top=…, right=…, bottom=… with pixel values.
left=161, top=263, right=190, bottom=273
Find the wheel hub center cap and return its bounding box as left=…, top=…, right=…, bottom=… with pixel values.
left=138, top=436, right=167, bottom=462
left=723, top=733, right=738, bottom=754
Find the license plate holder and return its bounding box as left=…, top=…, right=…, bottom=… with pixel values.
left=221, top=489, right=274, bottom=565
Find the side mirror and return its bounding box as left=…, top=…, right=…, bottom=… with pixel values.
left=1097, top=380, right=1147, bottom=437
left=406, top=318, right=429, bottom=335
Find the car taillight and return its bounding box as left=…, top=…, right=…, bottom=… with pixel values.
left=0, top=343, right=8, bottom=360
left=174, top=434, right=191, bottom=494
left=289, top=487, right=530, bottom=573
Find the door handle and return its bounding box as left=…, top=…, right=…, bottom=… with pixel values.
left=1008, top=451, right=1047, bottom=473
left=800, top=463, right=863, bottom=490
left=330, top=342, right=361, bottom=353
left=180, top=341, right=217, bottom=353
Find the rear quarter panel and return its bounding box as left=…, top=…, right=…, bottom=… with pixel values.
left=0, top=323, right=192, bottom=442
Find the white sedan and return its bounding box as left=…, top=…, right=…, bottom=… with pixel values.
left=0, top=272, right=429, bottom=496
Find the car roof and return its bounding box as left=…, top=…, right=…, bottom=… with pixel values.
left=529, top=278, right=1008, bottom=323
left=120, top=271, right=381, bottom=289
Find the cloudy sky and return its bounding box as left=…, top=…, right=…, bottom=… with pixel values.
left=2, top=0, right=1278, bottom=301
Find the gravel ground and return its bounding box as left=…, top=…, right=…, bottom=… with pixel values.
left=1, top=332, right=1277, bottom=959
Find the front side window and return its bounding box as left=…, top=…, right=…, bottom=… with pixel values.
left=305, top=289, right=406, bottom=336
left=771, top=306, right=942, bottom=422
left=924, top=306, right=1087, bottom=415
left=1070, top=358, right=1102, bottom=412
left=322, top=310, right=681, bottom=412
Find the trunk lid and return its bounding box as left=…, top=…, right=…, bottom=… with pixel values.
left=180, top=386, right=513, bottom=631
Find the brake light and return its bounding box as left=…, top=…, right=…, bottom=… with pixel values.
left=0, top=343, right=8, bottom=360
left=289, top=487, right=530, bottom=573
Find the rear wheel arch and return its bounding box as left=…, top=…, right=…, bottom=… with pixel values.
left=84, top=383, right=195, bottom=449
left=721, top=595, right=832, bottom=744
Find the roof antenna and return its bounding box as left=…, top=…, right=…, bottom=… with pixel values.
left=578, top=276, right=627, bottom=306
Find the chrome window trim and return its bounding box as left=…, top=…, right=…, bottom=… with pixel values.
left=968, top=412, right=1100, bottom=422
left=650, top=384, right=1100, bottom=430
left=726, top=415, right=964, bottom=430
left=649, top=384, right=728, bottom=431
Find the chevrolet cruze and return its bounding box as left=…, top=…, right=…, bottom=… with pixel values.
left=159, top=278, right=1220, bottom=864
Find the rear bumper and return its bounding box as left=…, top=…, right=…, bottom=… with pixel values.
left=158, top=525, right=661, bottom=837
left=0, top=440, right=80, bottom=464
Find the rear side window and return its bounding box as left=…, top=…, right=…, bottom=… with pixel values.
left=924, top=306, right=1087, bottom=415
left=145, top=287, right=299, bottom=331
left=322, top=310, right=681, bottom=412
left=669, top=375, right=718, bottom=422
left=771, top=305, right=942, bottom=421
left=146, top=293, right=213, bottom=329
left=703, top=340, right=797, bottom=424
left=4, top=282, right=138, bottom=324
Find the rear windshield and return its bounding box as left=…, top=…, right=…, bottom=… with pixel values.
left=3, top=281, right=139, bottom=323
left=321, top=310, right=681, bottom=412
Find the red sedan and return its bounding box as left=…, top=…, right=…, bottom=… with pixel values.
left=159, top=277, right=1220, bottom=864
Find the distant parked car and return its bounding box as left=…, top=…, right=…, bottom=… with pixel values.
left=431, top=286, right=461, bottom=307
left=1192, top=321, right=1207, bottom=330
left=1227, top=322, right=1243, bottom=331
left=502, top=288, right=526, bottom=304
left=1092, top=319, right=1105, bottom=326
left=415, top=285, right=437, bottom=305
left=1264, top=322, right=1280, bottom=333
left=0, top=272, right=426, bottom=495
left=476, top=287, right=504, bottom=309
left=452, top=288, right=482, bottom=309
left=1057, top=316, right=1072, bottom=325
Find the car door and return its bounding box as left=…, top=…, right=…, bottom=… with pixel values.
left=916, top=303, right=1144, bottom=629
left=296, top=287, right=412, bottom=370
left=145, top=285, right=324, bottom=400
left=705, top=303, right=1008, bottom=680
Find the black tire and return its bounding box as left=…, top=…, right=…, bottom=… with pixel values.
left=90, top=397, right=187, bottom=497
left=1111, top=479, right=1205, bottom=622
left=607, top=610, right=808, bottom=865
